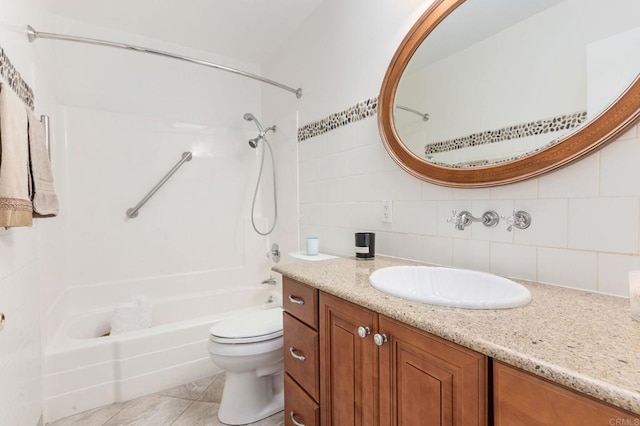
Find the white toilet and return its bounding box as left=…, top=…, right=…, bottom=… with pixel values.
left=208, top=307, right=284, bottom=425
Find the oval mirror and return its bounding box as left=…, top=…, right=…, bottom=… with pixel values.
left=379, top=0, right=640, bottom=187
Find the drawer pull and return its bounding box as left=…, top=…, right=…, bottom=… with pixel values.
left=289, top=346, right=306, bottom=361
left=288, top=295, right=305, bottom=305
left=290, top=410, right=306, bottom=426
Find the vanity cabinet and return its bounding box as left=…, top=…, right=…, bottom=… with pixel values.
left=320, top=291, right=488, bottom=426
left=493, top=361, right=640, bottom=425
left=283, top=277, right=320, bottom=426
left=283, top=277, right=639, bottom=426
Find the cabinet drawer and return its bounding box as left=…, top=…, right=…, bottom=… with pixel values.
left=284, top=312, right=319, bottom=401
left=494, top=361, right=640, bottom=425
left=283, top=277, right=318, bottom=329
left=285, top=373, right=320, bottom=426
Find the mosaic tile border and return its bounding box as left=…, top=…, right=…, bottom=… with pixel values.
left=0, top=46, right=35, bottom=110
left=297, top=96, right=377, bottom=142
left=426, top=137, right=563, bottom=168
left=424, top=111, right=587, bottom=156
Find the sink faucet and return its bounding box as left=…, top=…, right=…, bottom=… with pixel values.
left=261, top=276, right=277, bottom=285
left=447, top=210, right=499, bottom=231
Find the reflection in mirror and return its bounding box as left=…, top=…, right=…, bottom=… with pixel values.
left=393, top=0, right=640, bottom=168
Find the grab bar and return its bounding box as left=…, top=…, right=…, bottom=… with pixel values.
left=126, top=151, right=192, bottom=219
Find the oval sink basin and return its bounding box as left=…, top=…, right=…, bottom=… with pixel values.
left=369, top=266, right=531, bottom=309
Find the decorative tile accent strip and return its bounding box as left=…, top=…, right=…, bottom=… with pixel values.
left=426, top=137, right=562, bottom=168
left=0, top=46, right=35, bottom=110
left=298, top=96, right=377, bottom=142
left=424, top=111, right=587, bottom=156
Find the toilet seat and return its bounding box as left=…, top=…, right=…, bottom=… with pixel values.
left=209, top=307, right=283, bottom=344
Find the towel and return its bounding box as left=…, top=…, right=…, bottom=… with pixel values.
left=27, top=111, right=58, bottom=217
left=0, top=83, right=32, bottom=227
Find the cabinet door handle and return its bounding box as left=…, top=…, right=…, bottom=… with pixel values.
left=374, top=333, right=388, bottom=346
left=0, top=312, right=4, bottom=331
left=288, top=295, right=305, bottom=305
left=289, top=346, right=306, bottom=361
left=357, top=326, right=371, bottom=338
left=290, top=410, right=306, bottom=426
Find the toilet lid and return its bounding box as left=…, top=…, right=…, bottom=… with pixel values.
left=209, top=307, right=283, bottom=343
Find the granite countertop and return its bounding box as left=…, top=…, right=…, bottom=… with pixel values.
left=273, top=255, right=640, bottom=415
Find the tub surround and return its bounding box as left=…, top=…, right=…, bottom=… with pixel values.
left=273, top=255, right=640, bottom=415
left=44, top=286, right=279, bottom=422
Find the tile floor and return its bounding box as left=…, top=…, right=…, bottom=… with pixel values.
left=47, top=373, right=284, bottom=426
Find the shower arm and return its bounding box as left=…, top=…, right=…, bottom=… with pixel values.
left=26, top=26, right=302, bottom=99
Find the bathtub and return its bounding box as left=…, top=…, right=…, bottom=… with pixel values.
left=43, top=286, right=280, bottom=422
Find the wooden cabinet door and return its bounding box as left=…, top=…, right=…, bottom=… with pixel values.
left=494, top=361, right=640, bottom=426
left=378, top=316, right=488, bottom=426
left=320, top=293, right=379, bottom=426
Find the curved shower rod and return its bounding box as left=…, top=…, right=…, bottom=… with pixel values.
left=396, top=105, right=429, bottom=121
left=26, top=26, right=302, bottom=99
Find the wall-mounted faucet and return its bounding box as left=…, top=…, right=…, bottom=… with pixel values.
left=447, top=210, right=500, bottom=231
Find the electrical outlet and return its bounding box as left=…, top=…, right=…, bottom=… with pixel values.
left=382, top=200, right=393, bottom=223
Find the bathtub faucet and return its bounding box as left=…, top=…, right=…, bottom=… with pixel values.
left=261, top=276, right=277, bottom=286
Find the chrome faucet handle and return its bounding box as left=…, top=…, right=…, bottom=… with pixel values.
left=501, top=210, right=532, bottom=232
left=261, top=276, right=277, bottom=285
left=447, top=210, right=472, bottom=231
left=446, top=210, right=460, bottom=224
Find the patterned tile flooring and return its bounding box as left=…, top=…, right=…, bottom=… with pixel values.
left=47, top=373, right=284, bottom=426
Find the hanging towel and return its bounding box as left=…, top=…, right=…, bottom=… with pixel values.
left=0, top=83, right=32, bottom=227
left=27, top=110, right=58, bottom=217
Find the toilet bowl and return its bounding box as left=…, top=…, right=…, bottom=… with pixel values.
left=208, top=307, right=284, bottom=425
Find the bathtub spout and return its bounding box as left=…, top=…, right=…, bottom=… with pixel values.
left=261, top=276, right=277, bottom=285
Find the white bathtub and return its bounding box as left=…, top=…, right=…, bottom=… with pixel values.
left=44, top=286, right=280, bottom=422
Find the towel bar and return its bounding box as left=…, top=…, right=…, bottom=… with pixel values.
left=41, top=115, right=50, bottom=159
left=2, top=115, right=50, bottom=231
left=126, top=151, right=193, bottom=219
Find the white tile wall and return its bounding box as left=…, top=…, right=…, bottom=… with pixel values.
left=0, top=1, right=47, bottom=423
left=265, top=0, right=640, bottom=298
left=298, top=117, right=640, bottom=297
left=568, top=197, right=639, bottom=254
left=538, top=248, right=598, bottom=291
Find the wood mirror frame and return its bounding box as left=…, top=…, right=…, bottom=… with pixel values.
left=378, top=0, right=640, bottom=188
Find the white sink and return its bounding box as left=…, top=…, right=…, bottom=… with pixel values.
left=369, top=266, right=531, bottom=309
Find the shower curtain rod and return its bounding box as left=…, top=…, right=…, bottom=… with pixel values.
left=396, top=105, right=429, bottom=121
left=26, top=26, right=302, bottom=98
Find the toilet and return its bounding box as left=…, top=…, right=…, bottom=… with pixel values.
left=208, top=307, right=284, bottom=425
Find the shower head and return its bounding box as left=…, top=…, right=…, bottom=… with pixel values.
left=243, top=112, right=265, bottom=134
left=248, top=137, right=260, bottom=149
left=244, top=112, right=276, bottom=149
